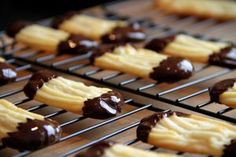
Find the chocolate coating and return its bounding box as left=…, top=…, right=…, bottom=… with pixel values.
left=2, top=118, right=61, bottom=151
left=76, top=141, right=115, bottom=157
left=209, top=46, right=236, bottom=68
left=51, top=11, right=78, bottom=28
left=0, top=62, right=17, bottom=85
left=101, top=23, right=146, bottom=44
left=58, top=34, right=98, bottom=55
left=83, top=90, right=124, bottom=119
left=223, top=139, right=236, bottom=157
left=209, top=78, right=236, bottom=103
left=24, top=70, right=57, bottom=99
left=145, top=35, right=176, bottom=52
left=6, top=20, right=32, bottom=37
left=137, top=111, right=189, bottom=142
left=150, top=57, right=194, bottom=82
left=90, top=44, right=117, bottom=63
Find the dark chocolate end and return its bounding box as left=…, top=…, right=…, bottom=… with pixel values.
left=23, top=70, right=57, bottom=99
left=90, top=44, right=117, bottom=63
left=83, top=90, right=124, bottom=119
left=223, top=139, right=236, bottom=157
left=136, top=111, right=189, bottom=142
left=145, top=35, right=176, bottom=52
left=76, top=141, right=115, bottom=157
left=209, top=78, right=236, bottom=103
left=150, top=57, right=194, bottom=82
left=0, top=62, right=17, bottom=85
left=101, top=23, right=146, bottom=44
left=51, top=11, right=78, bottom=28
left=58, top=34, right=98, bottom=55
left=6, top=20, right=32, bottom=37
left=2, top=118, right=61, bottom=151
left=209, top=46, right=236, bottom=69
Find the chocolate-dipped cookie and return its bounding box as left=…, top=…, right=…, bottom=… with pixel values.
left=23, top=70, right=124, bottom=119
left=155, top=0, right=236, bottom=20
left=137, top=110, right=236, bottom=157
left=209, top=78, right=236, bottom=108
left=6, top=21, right=97, bottom=55
left=0, top=99, right=61, bottom=151
left=145, top=34, right=235, bottom=68
left=0, top=60, right=17, bottom=85
left=53, top=12, right=146, bottom=43
left=76, top=141, right=179, bottom=157
left=93, top=44, right=193, bottom=82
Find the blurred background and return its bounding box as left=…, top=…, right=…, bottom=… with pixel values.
left=0, top=0, right=113, bottom=30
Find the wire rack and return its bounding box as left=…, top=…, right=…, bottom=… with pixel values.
left=0, top=0, right=235, bottom=156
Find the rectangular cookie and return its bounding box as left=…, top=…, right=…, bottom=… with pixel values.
left=52, top=12, right=146, bottom=43
left=155, top=0, right=236, bottom=20
left=6, top=21, right=97, bottom=55
left=210, top=78, right=236, bottom=108
left=93, top=44, right=194, bottom=82
left=137, top=110, right=236, bottom=157
left=77, top=141, right=179, bottom=157
left=145, top=34, right=236, bottom=68
left=23, top=70, right=124, bottom=119
left=0, top=99, right=61, bottom=151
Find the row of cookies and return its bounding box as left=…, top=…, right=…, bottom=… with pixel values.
left=6, top=12, right=236, bottom=68
left=77, top=110, right=236, bottom=157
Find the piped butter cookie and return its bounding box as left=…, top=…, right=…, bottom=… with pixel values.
left=6, top=21, right=97, bottom=54
left=76, top=141, right=180, bottom=157
left=145, top=34, right=235, bottom=68
left=23, top=70, right=124, bottom=119
left=155, top=0, right=236, bottom=20
left=210, top=78, right=236, bottom=108
left=137, top=111, right=236, bottom=157
left=93, top=44, right=193, bottom=82
left=0, top=99, right=61, bottom=151
left=52, top=12, right=146, bottom=42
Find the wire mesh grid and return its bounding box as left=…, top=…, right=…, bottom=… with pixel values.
left=0, top=0, right=235, bottom=156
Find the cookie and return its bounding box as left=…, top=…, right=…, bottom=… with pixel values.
left=209, top=78, right=236, bottom=108
left=93, top=44, right=193, bottom=82
left=76, top=141, right=179, bottom=157
left=52, top=12, right=146, bottom=43
left=137, top=111, right=236, bottom=157
left=155, top=0, right=236, bottom=20
left=6, top=21, right=98, bottom=55
left=145, top=34, right=235, bottom=68
left=0, top=61, right=17, bottom=85
left=23, top=70, right=124, bottom=119
left=0, top=99, right=61, bottom=151
left=0, top=57, right=5, bottom=62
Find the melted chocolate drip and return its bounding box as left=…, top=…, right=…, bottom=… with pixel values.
left=6, top=20, right=32, bottom=37
left=24, top=70, right=57, bottom=99
left=83, top=90, right=124, bottom=119
left=90, top=44, right=117, bottom=63
left=145, top=35, right=176, bottom=52
left=209, top=78, right=236, bottom=103
left=209, top=46, right=236, bottom=68
left=58, top=34, right=98, bottom=55
left=223, top=139, right=236, bottom=157
left=76, top=141, right=115, bottom=157
left=101, top=23, right=146, bottom=44
left=51, top=11, right=78, bottom=28
left=150, top=57, right=194, bottom=82
left=137, top=111, right=189, bottom=142
left=2, top=118, right=61, bottom=151
left=0, top=62, right=17, bottom=85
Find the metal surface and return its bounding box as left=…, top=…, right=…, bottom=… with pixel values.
left=0, top=0, right=235, bottom=156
